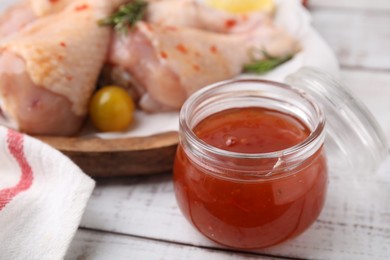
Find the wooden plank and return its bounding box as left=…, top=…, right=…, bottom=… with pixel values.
left=36, top=132, right=179, bottom=177
left=311, top=9, right=390, bottom=70
left=65, top=229, right=281, bottom=260
left=79, top=171, right=390, bottom=259
left=309, top=0, right=390, bottom=11
left=78, top=69, right=390, bottom=259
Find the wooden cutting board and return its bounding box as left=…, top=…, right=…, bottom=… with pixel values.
left=37, top=132, right=179, bottom=178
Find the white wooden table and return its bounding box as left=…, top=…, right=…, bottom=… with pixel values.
left=65, top=1, right=390, bottom=259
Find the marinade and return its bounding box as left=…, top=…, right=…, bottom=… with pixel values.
left=174, top=107, right=328, bottom=249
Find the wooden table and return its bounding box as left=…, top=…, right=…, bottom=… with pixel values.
left=65, top=1, right=390, bottom=259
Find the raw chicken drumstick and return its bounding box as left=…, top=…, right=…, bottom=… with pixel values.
left=109, top=21, right=300, bottom=112
left=0, top=0, right=112, bottom=135
left=0, top=0, right=143, bottom=38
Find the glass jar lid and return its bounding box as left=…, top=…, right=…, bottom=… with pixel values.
left=286, top=67, right=388, bottom=175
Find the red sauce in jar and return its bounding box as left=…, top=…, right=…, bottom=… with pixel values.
left=174, top=107, right=328, bottom=249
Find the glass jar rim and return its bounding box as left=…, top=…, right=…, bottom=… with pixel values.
left=179, top=78, right=326, bottom=161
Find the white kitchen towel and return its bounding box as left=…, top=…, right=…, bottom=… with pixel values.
left=0, top=126, right=95, bottom=260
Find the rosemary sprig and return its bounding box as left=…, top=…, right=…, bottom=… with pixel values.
left=98, top=0, right=148, bottom=33
left=243, top=51, right=293, bottom=74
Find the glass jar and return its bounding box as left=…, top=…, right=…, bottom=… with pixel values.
left=173, top=68, right=389, bottom=249
left=173, top=78, right=328, bottom=249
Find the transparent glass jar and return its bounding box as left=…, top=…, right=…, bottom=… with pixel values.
left=174, top=78, right=328, bottom=249
left=173, top=68, right=388, bottom=249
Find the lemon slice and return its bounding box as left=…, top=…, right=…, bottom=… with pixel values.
left=205, top=0, right=275, bottom=14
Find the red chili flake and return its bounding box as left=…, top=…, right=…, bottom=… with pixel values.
left=66, top=75, right=73, bottom=81
left=60, top=42, right=66, bottom=47
left=49, top=0, right=59, bottom=3
left=210, top=45, right=218, bottom=54
left=57, top=55, right=64, bottom=61
left=225, top=19, right=237, bottom=28
left=165, top=26, right=177, bottom=31
left=192, top=64, right=200, bottom=72
left=160, top=51, right=168, bottom=59
left=176, top=44, right=188, bottom=54
left=145, top=23, right=153, bottom=31
left=75, top=4, right=89, bottom=11
left=31, top=99, right=42, bottom=109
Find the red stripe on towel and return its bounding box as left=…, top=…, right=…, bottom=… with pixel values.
left=0, top=130, right=34, bottom=211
